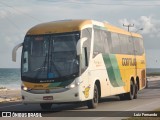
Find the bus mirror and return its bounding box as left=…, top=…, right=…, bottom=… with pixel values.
left=76, top=37, right=87, bottom=55
left=12, top=43, right=23, bottom=62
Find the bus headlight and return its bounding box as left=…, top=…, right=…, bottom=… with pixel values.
left=70, top=84, right=75, bottom=88
left=65, top=81, right=81, bottom=89
left=23, top=86, right=28, bottom=91
left=65, top=83, right=76, bottom=89
left=21, top=85, right=31, bottom=91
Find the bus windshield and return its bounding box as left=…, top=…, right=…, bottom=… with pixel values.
left=21, top=32, right=80, bottom=83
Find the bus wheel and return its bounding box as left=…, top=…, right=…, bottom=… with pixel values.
left=134, top=83, right=138, bottom=99
left=40, top=103, right=52, bottom=110
left=87, top=84, right=99, bottom=109
left=125, top=80, right=135, bottom=100
left=119, top=94, right=126, bottom=100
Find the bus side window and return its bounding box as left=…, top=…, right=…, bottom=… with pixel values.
left=93, top=29, right=105, bottom=57
left=128, top=37, right=134, bottom=55
left=111, top=32, right=121, bottom=54
left=81, top=28, right=92, bottom=60
left=81, top=47, right=88, bottom=70
left=135, top=38, right=144, bottom=55
left=119, top=34, right=129, bottom=54
left=101, top=31, right=109, bottom=54
left=139, top=38, right=144, bottom=54
left=84, top=47, right=88, bottom=66
left=107, top=32, right=113, bottom=53
left=134, top=37, right=140, bottom=55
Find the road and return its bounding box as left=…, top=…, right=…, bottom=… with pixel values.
left=0, top=79, right=160, bottom=120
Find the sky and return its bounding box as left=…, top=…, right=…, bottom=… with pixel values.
left=0, top=0, right=160, bottom=68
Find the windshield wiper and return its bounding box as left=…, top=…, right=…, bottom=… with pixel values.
left=34, top=52, right=48, bottom=79
left=50, top=39, right=61, bottom=77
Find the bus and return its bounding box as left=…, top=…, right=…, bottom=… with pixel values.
left=12, top=19, right=146, bottom=109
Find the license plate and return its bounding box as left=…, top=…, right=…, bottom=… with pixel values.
left=43, top=96, right=53, bottom=100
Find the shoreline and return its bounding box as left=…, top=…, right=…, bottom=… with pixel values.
left=147, top=76, right=160, bottom=81
left=0, top=88, right=21, bottom=103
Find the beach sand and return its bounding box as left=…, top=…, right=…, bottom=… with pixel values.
left=0, top=89, right=21, bottom=103
left=147, top=76, right=160, bottom=81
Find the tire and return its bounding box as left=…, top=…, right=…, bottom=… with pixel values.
left=124, top=80, right=135, bottom=100
left=119, top=94, right=126, bottom=100
left=87, top=84, right=99, bottom=109
left=134, top=83, right=138, bottom=99
left=40, top=103, right=52, bottom=110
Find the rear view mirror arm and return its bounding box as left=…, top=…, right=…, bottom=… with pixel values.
left=12, top=43, right=23, bottom=62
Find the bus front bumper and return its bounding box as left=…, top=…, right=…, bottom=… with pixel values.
left=21, top=87, right=81, bottom=104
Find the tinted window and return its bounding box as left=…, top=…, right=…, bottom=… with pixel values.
left=111, top=33, right=121, bottom=54
left=128, top=37, right=134, bottom=54
left=139, top=38, right=144, bottom=54
left=93, top=29, right=105, bottom=56
left=92, top=28, right=144, bottom=56
left=81, top=28, right=92, bottom=59
left=107, top=32, right=113, bottom=53
left=134, top=37, right=144, bottom=55
left=119, top=34, right=129, bottom=54
left=30, top=36, right=49, bottom=56
left=22, top=32, right=80, bottom=81
left=101, top=30, right=110, bottom=54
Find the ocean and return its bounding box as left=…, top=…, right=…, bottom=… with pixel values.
left=146, top=68, right=160, bottom=75
left=0, top=68, right=21, bottom=90
left=0, top=68, right=160, bottom=90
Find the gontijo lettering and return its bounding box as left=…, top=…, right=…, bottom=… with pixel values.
left=122, top=58, right=136, bottom=66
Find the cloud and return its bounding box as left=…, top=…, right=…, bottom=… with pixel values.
left=1, top=0, right=160, bottom=68
left=140, top=16, right=155, bottom=34
left=119, top=16, right=160, bottom=36
left=119, top=16, right=160, bottom=50
left=0, top=10, right=8, bottom=19
left=0, top=7, right=31, bottom=20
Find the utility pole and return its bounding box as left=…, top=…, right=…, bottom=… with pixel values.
left=135, top=28, right=143, bottom=33
left=123, top=24, right=134, bottom=32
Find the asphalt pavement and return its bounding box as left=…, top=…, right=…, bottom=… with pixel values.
left=0, top=79, right=160, bottom=120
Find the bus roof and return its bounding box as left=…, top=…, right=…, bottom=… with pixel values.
left=26, top=19, right=142, bottom=38
left=104, top=23, right=142, bottom=38
left=26, top=19, right=92, bottom=35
